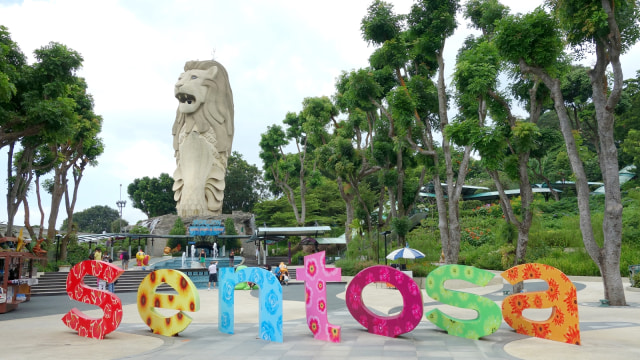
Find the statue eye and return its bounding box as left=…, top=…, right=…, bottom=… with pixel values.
left=191, top=75, right=198, bottom=80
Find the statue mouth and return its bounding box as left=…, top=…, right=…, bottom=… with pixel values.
left=176, top=92, right=196, bottom=105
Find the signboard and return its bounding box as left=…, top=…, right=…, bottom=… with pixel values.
left=189, top=219, right=225, bottom=236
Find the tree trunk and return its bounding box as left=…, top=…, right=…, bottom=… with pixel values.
left=395, top=145, right=406, bottom=247
left=6, top=145, right=36, bottom=238
left=298, top=165, right=307, bottom=226
left=337, top=177, right=355, bottom=244
left=274, top=171, right=301, bottom=226
left=518, top=59, right=626, bottom=305
left=47, top=167, right=67, bottom=244
left=377, top=182, right=388, bottom=230
left=35, top=176, right=46, bottom=240
left=585, top=28, right=626, bottom=305
left=438, top=47, right=456, bottom=263
left=64, top=162, right=85, bottom=235
left=23, top=195, right=37, bottom=240
left=516, top=153, right=534, bottom=262
left=436, top=48, right=472, bottom=264
left=5, top=143, right=15, bottom=237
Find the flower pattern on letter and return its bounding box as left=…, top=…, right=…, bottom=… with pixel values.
left=299, top=251, right=342, bottom=342
left=309, top=317, right=320, bottom=335
left=318, top=299, right=326, bottom=313
left=345, top=265, right=422, bottom=338
left=308, top=261, right=317, bottom=277
left=501, top=263, right=581, bottom=345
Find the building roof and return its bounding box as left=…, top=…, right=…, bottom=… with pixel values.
left=463, top=187, right=561, bottom=201
left=317, top=233, right=346, bottom=245
left=256, top=226, right=331, bottom=237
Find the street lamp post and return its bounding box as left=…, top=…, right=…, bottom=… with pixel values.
left=382, top=230, right=391, bottom=265
left=377, top=230, right=380, bottom=264
left=116, top=184, right=126, bottom=234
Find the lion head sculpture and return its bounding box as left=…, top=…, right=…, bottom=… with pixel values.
left=172, top=60, right=234, bottom=217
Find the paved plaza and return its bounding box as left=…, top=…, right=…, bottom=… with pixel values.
left=1, top=269, right=639, bottom=360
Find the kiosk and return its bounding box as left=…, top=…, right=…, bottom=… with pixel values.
left=1, top=238, right=43, bottom=313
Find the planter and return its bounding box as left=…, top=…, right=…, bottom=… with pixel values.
left=58, top=265, right=71, bottom=272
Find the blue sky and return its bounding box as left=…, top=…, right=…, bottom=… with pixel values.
left=1, top=0, right=638, bottom=229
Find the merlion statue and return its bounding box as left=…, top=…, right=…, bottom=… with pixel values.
left=172, top=60, right=234, bottom=216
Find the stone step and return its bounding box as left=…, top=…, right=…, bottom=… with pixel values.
left=30, top=270, right=152, bottom=296
left=30, top=265, right=301, bottom=296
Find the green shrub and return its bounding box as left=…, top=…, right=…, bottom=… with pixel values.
left=470, top=203, right=503, bottom=218
left=622, top=195, right=640, bottom=245
left=334, top=258, right=377, bottom=276
left=499, top=243, right=515, bottom=269
left=536, top=250, right=600, bottom=276
left=291, top=249, right=309, bottom=265
left=495, top=221, right=517, bottom=245
left=525, top=237, right=551, bottom=263
left=461, top=200, right=482, bottom=210
left=461, top=226, right=492, bottom=247
left=406, top=261, right=438, bottom=277
left=632, top=272, right=640, bottom=288
left=167, top=217, right=187, bottom=251
left=66, top=236, right=90, bottom=265
left=271, top=244, right=290, bottom=257
left=529, top=215, right=584, bottom=248
left=620, top=243, right=640, bottom=276
left=459, top=242, right=504, bottom=270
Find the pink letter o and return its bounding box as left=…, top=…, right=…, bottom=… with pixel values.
left=345, top=265, right=423, bottom=337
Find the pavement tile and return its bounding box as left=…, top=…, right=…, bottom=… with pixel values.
left=2, top=269, right=639, bottom=360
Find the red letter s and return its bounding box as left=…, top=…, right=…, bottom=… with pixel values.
left=62, top=260, right=124, bottom=339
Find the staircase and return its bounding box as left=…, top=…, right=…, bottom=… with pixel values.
left=31, top=257, right=303, bottom=296
left=30, top=270, right=153, bottom=296
left=242, top=255, right=290, bottom=267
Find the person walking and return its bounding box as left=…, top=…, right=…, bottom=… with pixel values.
left=208, top=261, right=218, bottom=290
left=121, top=250, right=130, bottom=270
left=98, top=277, right=107, bottom=291
left=94, top=248, right=103, bottom=262
left=199, top=249, right=206, bottom=268
left=107, top=258, right=115, bottom=293
left=229, top=250, right=235, bottom=267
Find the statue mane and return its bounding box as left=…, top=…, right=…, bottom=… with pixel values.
left=172, top=60, right=234, bottom=157
left=172, top=59, right=235, bottom=217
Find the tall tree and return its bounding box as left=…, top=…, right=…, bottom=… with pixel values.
left=449, top=0, right=545, bottom=282
left=223, top=151, right=267, bottom=213
left=548, top=0, right=640, bottom=306
left=360, top=1, right=432, bottom=247
left=259, top=97, right=336, bottom=226
left=317, top=86, right=381, bottom=241
left=404, top=0, right=471, bottom=262
left=9, top=142, right=54, bottom=240
left=259, top=124, right=306, bottom=226
left=2, top=38, right=92, bottom=241
left=62, top=205, right=119, bottom=234
left=495, top=1, right=640, bottom=305
left=127, top=173, right=177, bottom=218
left=59, top=78, right=104, bottom=241
left=35, top=43, right=105, bottom=258
left=617, top=71, right=640, bottom=168
left=0, top=26, right=34, bottom=150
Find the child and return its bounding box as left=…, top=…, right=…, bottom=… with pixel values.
left=98, top=278, right=107, bottom=291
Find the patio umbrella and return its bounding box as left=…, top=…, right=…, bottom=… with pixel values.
left=386, top=244, right=425, bottom=261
